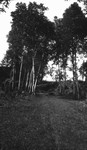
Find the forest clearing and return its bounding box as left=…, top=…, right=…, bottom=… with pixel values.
left=0, top=93, right=87, bottom=150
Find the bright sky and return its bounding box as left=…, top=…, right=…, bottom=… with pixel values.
left=0, top=0, right=82, bottom=63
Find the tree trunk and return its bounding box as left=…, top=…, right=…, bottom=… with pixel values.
left=64, top=67, right=67, bottom=82
left=28, top=69, right=32, bottom=93
left=28, top=57, right=35, bottom=94
left=18, top=56, right=23, bottom=90
left=34, top=63, right=41, bottom=92
left=32, top=57, right=35, bottom=93
left=11, top=63, right=15, bottom=90
left=25, top=71, right=29, bottom=90
left=58, top=65, right=62, bottom=94
left=72, top=49, right=79, bottom=99
left=57, top=59, right=62, bottom=94
left=72, top=51, right=76, bottom=98
left=75, top=51, right=79, bottom=99
left=21, top=68, right=26, bottom=90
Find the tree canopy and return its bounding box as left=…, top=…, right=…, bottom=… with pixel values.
left=3, top=2, right=54, bottom=93
left=0, top=0, right=10, bottom=11
left=49, top=2, right=87, bottom=99
left=1, top=1, right=87, bottom=98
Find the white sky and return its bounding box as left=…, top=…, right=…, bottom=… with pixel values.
left=0, top=0, right=83, bottom=63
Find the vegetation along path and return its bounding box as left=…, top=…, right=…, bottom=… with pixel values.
left=0, top=95, right=87, bottom=150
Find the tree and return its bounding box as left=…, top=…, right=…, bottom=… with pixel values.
left=0, top=0, right=10, bottom=12
left=79, top=61, right=87, bottom=80
left=79, top=61, right=87, bottom=100
left=3, top=2, right=54, bottom=94
left=61, top=2, right=87, bottom=99
left=52, top=2, right=87, bottom=99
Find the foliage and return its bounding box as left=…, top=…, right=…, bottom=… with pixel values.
left=1, top=1, right=87, bottom=98
left=79, top=61, right=87, bottom=80
left=2, top=2, right=55, bottom=93
left=51, top=2, right=87, bottom=99
left=0, top=0, right=10, bottom=12
left=63, top=2, right=87, bottom=39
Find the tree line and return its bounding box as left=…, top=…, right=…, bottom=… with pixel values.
left=1, top=1, right=87, bottom=99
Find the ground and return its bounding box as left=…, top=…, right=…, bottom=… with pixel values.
left=0, top=94, right=87, bottom=150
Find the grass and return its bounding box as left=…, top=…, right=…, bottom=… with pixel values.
left=0, top=94, right=87, bottom=150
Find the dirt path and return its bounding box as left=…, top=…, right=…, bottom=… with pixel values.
left=0, top=95, right=87, bottom=150
left=41, top=96, right=87, bottom=149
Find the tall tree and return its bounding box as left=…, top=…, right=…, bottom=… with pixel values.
left=62, top=2, right=87, bottom=99
left=4, top=2, right=54, bottom=93
left=52, top=2, right=87, bottom=98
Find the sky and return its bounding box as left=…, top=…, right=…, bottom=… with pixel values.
left=0, top=0, right=83, bottom=63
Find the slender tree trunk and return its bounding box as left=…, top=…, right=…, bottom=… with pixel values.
left=32, top=57, right=35, bottom=94
left=12, top=63, right=15, bottom=90
left=57, top=58, right=62, bottom=94
left=72, top=49, right=79, bottom=99
left=28, top=68, right=32, bottom=93
left=74, top=51, right=79, bottom=99
left=34, top=63, right=41, bottom=92
left=72, top=51, right=76, bottom=98
left=21, top=68, right=26, bottom=90
left=59, top=66, right=62, bottom=93
left=64, top=67, right=67, bottom=82
left=28, top=57, right=35, bottom=94
left=25, top=71, right=29, bottom=90
left=18, top=55, right=23, bottom=90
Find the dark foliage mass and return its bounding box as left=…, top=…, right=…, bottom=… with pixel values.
left=0, top=67, right=11, bottom=83
left=1, top=1, right=87, bottom=99
left=2, top=2, right=55, bottom=94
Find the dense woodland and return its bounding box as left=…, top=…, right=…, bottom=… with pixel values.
left=1, top=0, right=87, bottom=99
